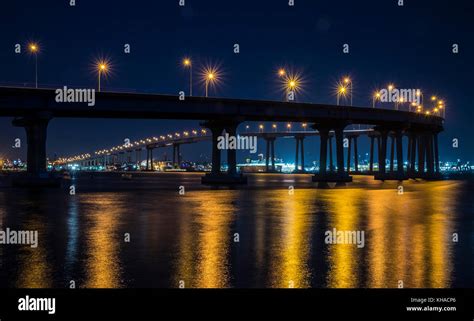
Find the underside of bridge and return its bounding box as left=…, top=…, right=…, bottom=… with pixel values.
left=0, top=88, right=444, bottom=187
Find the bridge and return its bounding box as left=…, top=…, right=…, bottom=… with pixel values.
left=0, top=87, right=444, bottom=185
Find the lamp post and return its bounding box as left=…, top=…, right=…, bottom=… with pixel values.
left=337, top=86, right=347, bottom=106
left=372, top=91, right=381, bottom=108
left=28, top=43, right=39, bottom=88
left=96, top=60, right=109, bottom=92
left=183, top=58, right=192, bottom=96
left=343, top=77, right=352, bottom=106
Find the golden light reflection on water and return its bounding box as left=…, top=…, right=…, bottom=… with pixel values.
left=2, top=175, right=465, bottom=289
left=169, top=178, right=461, bottom=288
left=83, top=195, right=123, bottom=288
left=324, top=189, right=363, bottom=288
left=269, top=190, right=313, bottom=288
left=16, top=213, right=51, bottom=288
left=175, top=191, right=236, bottom=288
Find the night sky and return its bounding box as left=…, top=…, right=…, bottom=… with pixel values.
left=0, top=0, right=473, bottom=163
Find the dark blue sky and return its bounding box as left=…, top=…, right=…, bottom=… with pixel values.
left=0, top=0, right=473, bottom=163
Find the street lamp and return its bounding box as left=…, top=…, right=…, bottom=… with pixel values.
left=337, top=85, right=347, bottom=106
left=287, top=123, right=292, bottom=132
left=280, top=71, right=302, bottom=102
left=272, top=123, right=277, bottom=132
left=372, top=91, right=381, bottom=108
left=28, top=43, right=39, bottom=88
left=183, top=58, right=192, bottom=96
left=96, top=60, right=109, bottom=92
left=343, top=77, right=352, bottom=106
left=259, top=124, right=264, bottom=132
left=202, top=67, right=220, bottom=97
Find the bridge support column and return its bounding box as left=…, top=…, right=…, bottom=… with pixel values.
left=201, top=120, right=247, bottom=185
left=264, top=136, right=276, bottom=172
left=353, top=136, right=358, bottom=173
left=293, top=135, right=305, bottom=173
left=136, top=149, right=141, bottom=168
left=395, top=130, right=404, bottom=176
left=426, top=133, right=435, bottom=176
left=226, top=126, right=237, bottom=176
left=374, top=128, right=388, bottom=180
left=409, top=133, right=417, bottom=177
left=329, top=135, right=334, bottom=172
left=312, top=123, right=352, bottom=186
left=389, top=135, right=395, bottom=173
left=12, top=114, right=51, bottom=175
left=434, top=132, right=440, bottom=173
left=417, top=134, right=426, bottom=175
left=173, top=144, right=181, bottom=168
left=346, top=134, right=359, bottom=174
left=369, top=136, right=375, bottom=173
left=270, top=137, right=276, bottom=172
left=145, top=147, right=154, bottom=171
left=11, top=113, right=62, bottom=187
left=346, top=135, right=352, bottom=173
left=375, top=128, right=408, bottom=180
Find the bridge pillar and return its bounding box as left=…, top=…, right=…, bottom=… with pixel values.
left=389, top=134, right=395, bottom=173
left=346, top=134, right=359, bottom=174
left=409, top=133, right=417, bottom=177
left=271, top=138, right=276, bottom=172
left=434, top=132, right=440, bottom=173
left=346, top=135, right=352, bottom=172
left=135, top=149, right=141, bottom=168
left=173, top=143, right=181, bottom=168
left=201, top=120, right=247, bottom=185
left=145, top=147, right=154, bottom=171
left=264, top=136, right=276, bottom=172
left=329, top=134, right=334, bottom=172
left=353, top=136, right=358, bottom=173
left=426, top=133, right=435, bottom=175
left=12, top=113, right=52, bottom=176
left=369, top=136, right=375, bottom=173
left=395, top=130, right=404, bottom=175
left=312, top=123, right=352, bottom=186
left=226, top=126, right=237, bottom=176
left=293, top=135, right=305, bottom=173
left=417, top=134, right=426, bottom=175
left=374, top=128, right=388, bottom=179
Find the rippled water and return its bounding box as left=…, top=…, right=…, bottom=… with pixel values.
left=0, top=173, right=472, bottom=288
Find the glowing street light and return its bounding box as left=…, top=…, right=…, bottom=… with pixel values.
left=272, top=123, right=277, bottom=132
left=286, top=123, right=292, bottom=132
left=302, top=123, right=307, bottom=131
left=336, top=85, right=347, bottom=106
left=183, top=58, right=192, bottom=96
left=202, top=67, right=220, bottom=97
left=343, top=77, right=353, bottom=106
left=372, top=91, right=381, bottom=108
left=28, top=42, right=39, bottom=88
left=278, top=68, right=286, bottom=77
left=95, top=60, right=109, bottom=92
left=280, top=71, right=303, bottom=102
left=259, top=124, right=264, bottom=132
